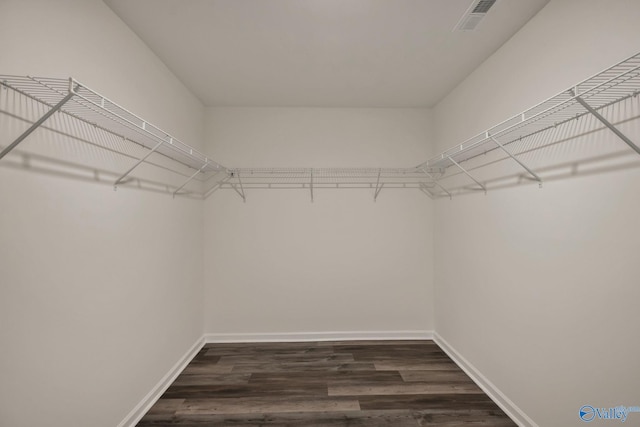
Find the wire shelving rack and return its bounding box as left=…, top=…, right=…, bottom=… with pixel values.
left=218, top=167, right=435, bottom=202
left=0, top=75, right=224, bottom=197
left=417, top=51, right=640, bottom=196
left=1, top=51, right=639, bottom=200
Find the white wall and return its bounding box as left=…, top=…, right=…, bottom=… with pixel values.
left=3, top=1, right=638, bottom=426
left=433, top=1, right=640, bottom=426
left=203, top=107, right=435, bottom=337
left=0, top=1, right=205, bottom=426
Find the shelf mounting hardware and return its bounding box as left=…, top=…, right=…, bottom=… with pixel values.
left=114, top=139, right=164, bottom=190
left=447, top=156, right=486, bottom=193
left=173, top=163, right=208, bottom=198
left=0, top=82, right=75, bottom=160
left=229, top=171, right=246, bottom=202
left=572, top=90, right=640, bottom=156
left=487, top=133, right=542, bottom=187
left=374, top=168, right=384, bottom=201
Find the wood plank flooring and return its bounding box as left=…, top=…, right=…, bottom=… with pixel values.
left=137, top=340, right=516, bottom=426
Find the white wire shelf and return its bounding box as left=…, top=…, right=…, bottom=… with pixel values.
left=208, top=167, right=437, bottom=201
left=226, top=167, right=431, bottom=188
left=419, top=52, right=640, bottom=174
left=2, top=50, right=639, bottom=200
left=0, top=75, right=225, bottom=177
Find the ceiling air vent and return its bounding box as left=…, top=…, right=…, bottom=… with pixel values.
left=454, top=0, right=497, bottom=32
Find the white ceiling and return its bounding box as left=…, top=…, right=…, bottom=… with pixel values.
left=103, top=0, right=549, bottom=108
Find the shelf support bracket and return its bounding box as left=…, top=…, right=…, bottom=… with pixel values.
left=0, top=91, right=75, bottom=160
left=114, top=139, right=164, bottom=189
left=573, top=93, right=640, bottom=156
left=374, top=168, right=384, bottom=201
left=229, top=171, right=246, bottom=202
left=172, top=163, right=207, bottom=198
left=419, top=182, right=435, bottom=198
left=310, top=168, right=314, bottom=203
left=203, top=174, right=231, bottom=198
left=423, top=169, right=452, bottom=199
left=488, top=134, right=542, bottom=187
left=447, top=156, right=486, bottom=194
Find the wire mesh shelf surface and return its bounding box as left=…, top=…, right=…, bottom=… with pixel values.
left=419, top=52, right=640, bottom=171
left=0, top=75, right=224, bottom=174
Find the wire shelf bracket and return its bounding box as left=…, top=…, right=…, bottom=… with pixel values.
left=448, top=156, right=487, bottom=193
left=228, top=171, right=246, bottom=202
left=113, top=138, right=164, bottom=190
left=423, top=169, right=452, bottom=199
left=0, top=79, right=76, bottom=160
left=487, top=133, right=542, bottom=187
left=173, top=163, right=208, bottom=198
left=204, top=174, right=232, bottom=199
left=572, top=89, right=640, bottom=156
left=419, top=182, right=436, bottom=199
left=374, top=168, right=383, bottom=201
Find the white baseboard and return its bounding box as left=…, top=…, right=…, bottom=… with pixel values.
left=204, top=330, right=433, bottom=343
left=124, top=330, right=538, bottom=427
left=433, top=332, right=538, bottom=427
left=117, top=336, right=205, bottom=427
left=118, top=330, right=431, bottom=426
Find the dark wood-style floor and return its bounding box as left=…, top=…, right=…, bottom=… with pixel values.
left=137, top=340, right=516, bottom=426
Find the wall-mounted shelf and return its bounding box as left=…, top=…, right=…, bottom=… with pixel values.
left=419, top=52, right=640, bottom=196
left=1, top=51, right=639, bottom=201
left=217, top=167, right=437, bottom=202
left=0, top=75, right=224, bottom=196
